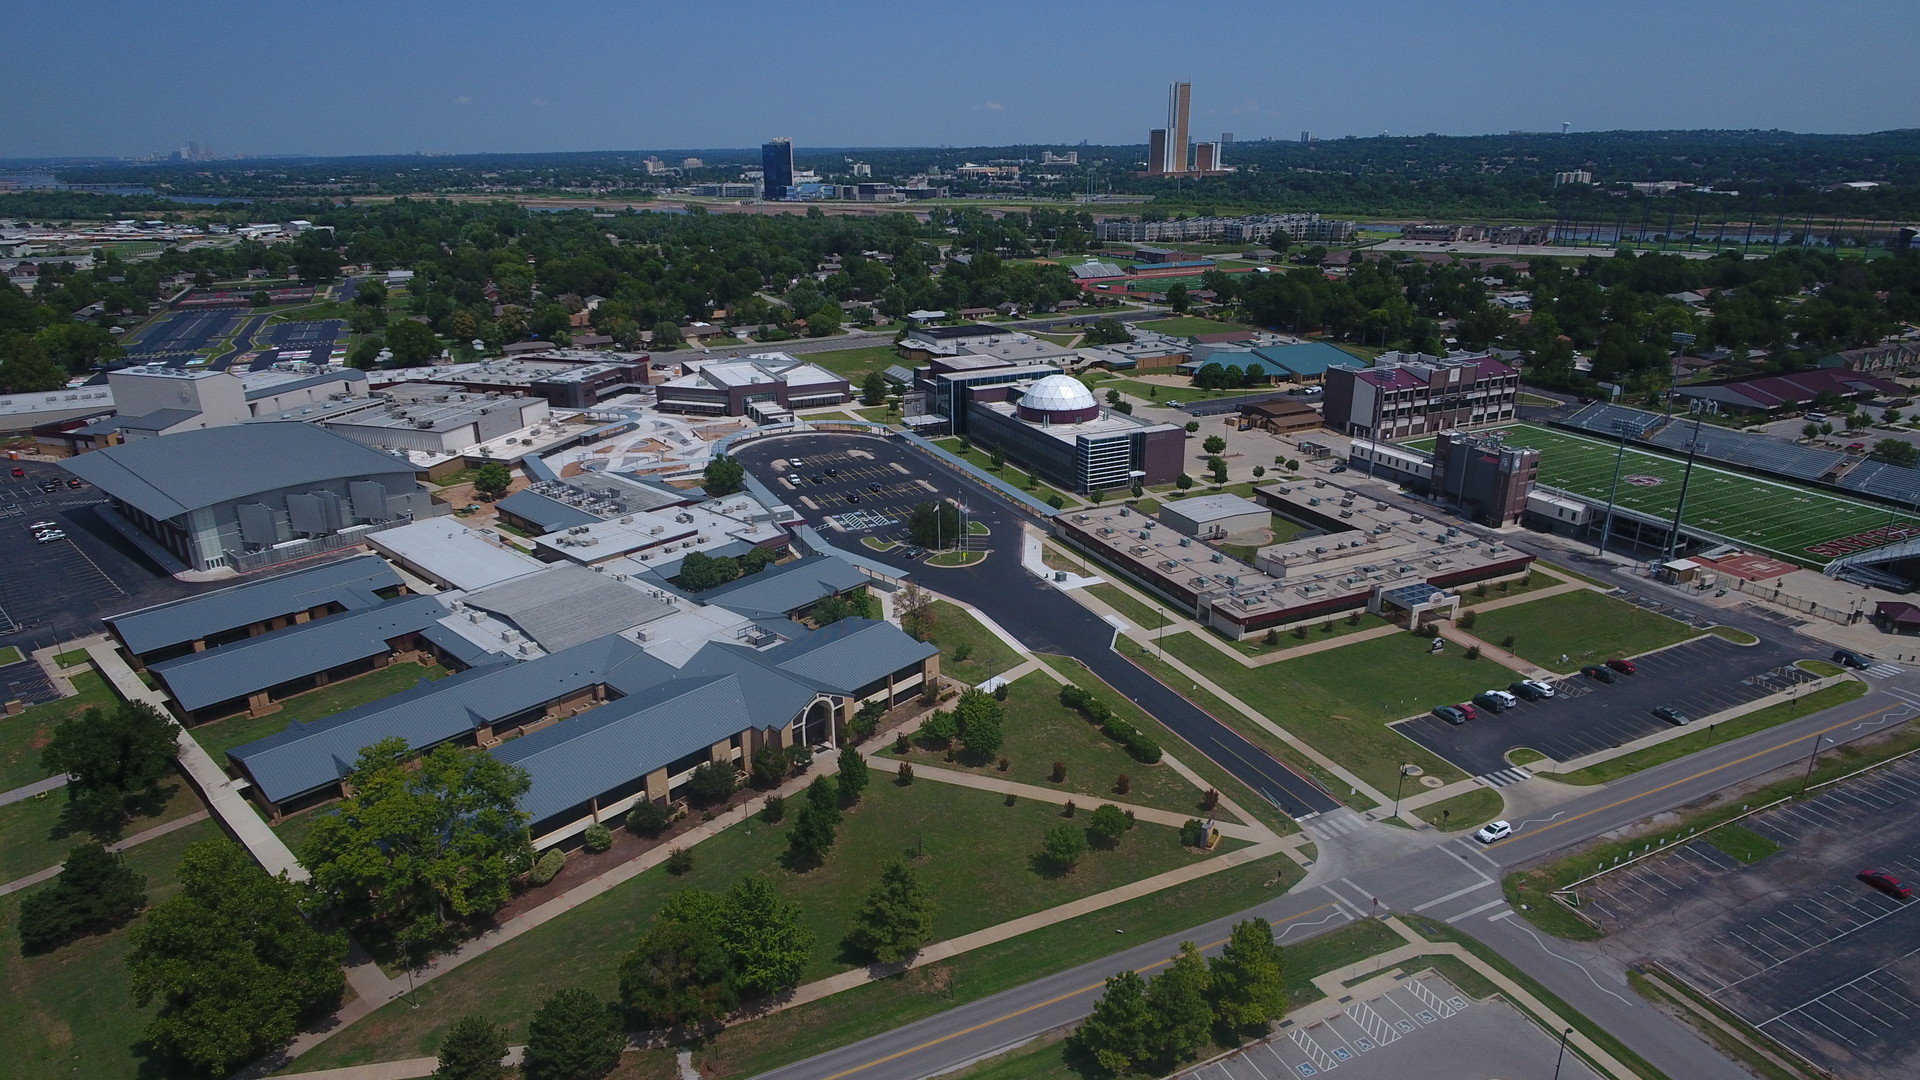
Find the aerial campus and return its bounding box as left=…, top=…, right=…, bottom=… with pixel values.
left=4, top=10, right=1920, bottom=1080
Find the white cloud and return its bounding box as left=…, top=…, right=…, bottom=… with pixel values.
left=978, top=101, right=1004, bottom=112
left=454, top=95, right=472, bottom=105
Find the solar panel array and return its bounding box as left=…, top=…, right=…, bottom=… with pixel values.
left=1560, top=403, right=1669, bottom=439
left=1834, top=459, right=1920, bottom=504
left=1646, top=421, right=1847, bottom=483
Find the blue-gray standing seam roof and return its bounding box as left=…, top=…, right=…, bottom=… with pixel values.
left=108, top=555, right=402, bottom=655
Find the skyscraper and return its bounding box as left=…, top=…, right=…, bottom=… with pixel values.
left=761, top=138, right=794, bottom=200
left=1165, top=82, right=1192, bottom=174
left=1146, top=129, right=1168, bottom=176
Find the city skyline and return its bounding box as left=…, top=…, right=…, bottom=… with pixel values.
left=2, top=1, right=1916, bottom=158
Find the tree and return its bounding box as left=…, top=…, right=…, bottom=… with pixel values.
left=384, top=317, right=442, bottom=366
left=898, top=582, right=937, bottom=641
left=750, top=743, right=791, bottom=789
left=1872, top=438, right=1920, bottom=467
left=301, top=738, right=532, bottom=949
left=1166, top=282, right=1191, bottom=314
left=1089, top=803, right=1132, bottom=848
left=435, top=1014, right=510, bottom=1080
left=1083, top=318, right=1132, bottom=346
left=347, top=332, right=386, bottom=369
left=788, top=801, right=838, bottom=866
left=861, top=370, right=888, bottom=406
left=1146, top=942, right=1214, bottom=1061
left=521, top=987, right=624, bottom=1080
left=17, top=842, right=146, bottom=953
left=907, top=500, right=963, bottom=549
left=1175, top=474, right=1194, bottom=490
left=1184, top=421, right=1200, bottom=433
left=989, top=444, right=1005, bottom=470
left=0, top=336, right=67, bottom=393
left=627, top=799, right=671, bottom=836
left=719, top=874, right=813, bottom=997
left=1209, top=918, right=1287, bottom=1031
left=41, top=699, right=178, bottom=834
left=845, top=859, right=936, bottom=964
left=1202, top=434, right=1227, bottom=455
left=127, top=839, right=347, bottom=1074
left=677, top=550, right=743, bottom=591
left=1073, top=970, right=1156, bottom=1074
left=806, top=310, right=840, bottom=337
left=619, top=910, right=737, bottom=1029
left=651, top=321, right=683, bottom=348
left=472, top=462, right=512, bottom=500
left=837, top=744, right=870, bottom=804
left=354, top=279, right=389, bottom=308
left=953, top=688, right=1005, bottom=759
left=1042, top=822, right=1088, bottom=872
left=686, top=760, right=737, bottom=805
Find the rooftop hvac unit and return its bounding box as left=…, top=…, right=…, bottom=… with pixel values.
left=1309, top=497, right=1321, bottom=506
left=1315, top=546, right=1327, bottom=554
left=1179, top=537, right=1191, bottom=547
left=1210, top=552, right=1224, bottom=563
left=696, top=535, right=708, bottom=544
left=593, top=564, right=606, bottom=573
left=1133, top=545, right=1150, bottom=555
left=1119, top=507, right=1130, bottom=517
left=517, top=642, right=532, bottom=656
left=651, top=525, right=664, bottom=534
left=1338, top=509, right=1353, bottom=519
left=634, top=627, right=650, bottom=642
left=468, top=611, right=482, bottom=623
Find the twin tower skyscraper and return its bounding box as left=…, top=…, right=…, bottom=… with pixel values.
left=1145, top=81, right=1224, bottom=175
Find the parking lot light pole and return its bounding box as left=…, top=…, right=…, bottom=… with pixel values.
left=1392, top=763, right=1414, bottom=819
left=1551, top=1026, right=1574, bottom=1080
left=1800, top=735, right=1834, bottom=794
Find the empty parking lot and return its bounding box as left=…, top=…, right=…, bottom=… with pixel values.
left=1394, top=635, right=1818, bottom=777
left=1570, top=754, right=1920, bottom=1079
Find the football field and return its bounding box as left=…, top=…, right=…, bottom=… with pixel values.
left=1413, top=424, right=1920, bottom=567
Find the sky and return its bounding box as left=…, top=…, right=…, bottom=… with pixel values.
left=4, top=0, right=1917, bottom=159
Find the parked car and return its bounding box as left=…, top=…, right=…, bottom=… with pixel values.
left=1582, top=664, right=1616, bottom=684
left=66, top=478, right=83, bottom=488
left=9, top=467, right=23, bottom=477
left=1455, top=702, right=1479, bottom=721
left=1474, top=820, right=1513, bottom=844
left=824, top=467, right=838, bottom=477
left=1511, top=678, right=1556, bottom=701
left=847, top=493, right=861, bottom=503
left=788, top=458, right=805, bottom=468
left=1832, top=649, right=1872, bottom=670
left=35, top=530, right=66, bottom=543
left=1652, top=705, right=1691, bottom=726
left=1474, top=690, right=1518, bottom=713
left=27, top=520, right=56, bottom=530
left=868, top=482, right=883, bottom=493
left=787, top=474, right=803, bottom=486
left=1858, top=869, right=1912, bottom=899
left=1433, top=704, right=1468, bottom=725
left=1607, top=658, right=1637, bottom=675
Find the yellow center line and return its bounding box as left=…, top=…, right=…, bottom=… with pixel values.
left=813, top=901, right=1342, bottom=1080
left=1489, top=697, right=1899, bottom=851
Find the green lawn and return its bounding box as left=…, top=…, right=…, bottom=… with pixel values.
left=190, top=661, right=451, bottom=766
left=801, top=345, right=902, bottom=380
left=1413, top=787, right=1504, bottom=832
left=926, top=550, right=987, bottom=567
left=931, top=438, right=1078, bottom=506
left=1083, top=582, right=1171, bottom=630
left=1457, top=570, right=1556, bottom=607
left=284, top=779, right=1232, bottom=1073
left=0, top=815, right=226, bottom=1080
left=1231, top=611, right=1389, bottom=656
left=0, top=645, right=21, bottom=665
left=0, top=774, right=206, bottom=884
left=1464, top=590, right=1700, bottom=674
left=54, top=649, right=90, bottom=668
left=1030, top=332, right=1077, bottom=347
left=881, top=673, right=1216, bottom=819
left=1136, top=317, right=1249, bottom=337
left=0, top=671, right=122, bottom=792
left=1797, top=659, right=1845, bottom=677
left=1702, top=823, right=1781, bottom=865
left=851, top=406, right=896, bottom=425
left=1551, top=681, right=1868, bottom=783
left=1161, top=632, right=1506, bottom=792
left=925, top=600, right=1025, bottom=686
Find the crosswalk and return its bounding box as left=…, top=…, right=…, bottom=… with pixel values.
left=1862, top=662, right=1904, bottom=679
left=1475, top=766, right=1533, bottom=788
left=1300, top=808, right=1367, bottom=840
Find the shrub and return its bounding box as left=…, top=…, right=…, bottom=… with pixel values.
left=665, top=848, right=695, bottom=875
left=1321, top=620, right=1334, bottom=633
left=1202, top=788, right=1220, bottom=811
left=687, top=761, right=737, bottom=805
left=1063, top=800, right=1077, bottom=817
left=895, top=733, right=912, bottom=754
left=1465, top=644, right=1483, bottom=660
left=582, top=822, right=613, bottom=854
left=1051, top=760, right=1067, bottom=782
left=1502, top=633, right=1517, bottom=648
left=993, top=681, right=1009, bottom=701
left=761, top=794, right=786, bottom=824
left=785, top=743, right=814, bottom=772
left=997, top=756, right=1011, bottom=772
left=750, top=745, right=791, bottom=789
left=1116, top=773, right=1131, bottom=795
left=953, top=642, right=972, bottom=662
left=530, top=849, right=566, bottom=886
left=1473, top=582, right=1488, bottom=597
left=1263, top=628, right=1279, bottom=646
left=1347, top=611, right=1362, bottom=626
left=1458, top=610, right=1478, bottom=629
left=1292, top=625, right=1308, bottom=640
left=1180, top=819, right=1206, bottom=847
left=627, top=799, right=671, bottom=836
left=897, top=761, right=914, bottom=785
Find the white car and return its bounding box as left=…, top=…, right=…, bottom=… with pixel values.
left=28, top=520, right=56, bottom=530
left=35, top=529, right=66, bottom=543
left=1519, top=678, right=1555, bottom=699
left=1474, top=820, right=1513, bottom=844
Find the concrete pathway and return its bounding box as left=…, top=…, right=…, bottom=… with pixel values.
left=1020, top=526, right=1102, bottom=590
left=0, top=773, right=67, bottom=807
left=0, top=809, right=212, bottom=896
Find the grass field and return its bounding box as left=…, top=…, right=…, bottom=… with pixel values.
left=1412, top=787, right=1504, bottom=831
left=1136, top=316, right=1249, bottom=337
left=1083, top=581, right=1171, bottom=630
left=284, top=779, right=1228, bottom=1072
left=1421, top=424, right=1920, bottom=567
left=0, top=776, right=207, bottom=884
left=1464, top=590, right=1701, bottom=673
left=923, top=601, right=1023, bottom=686
left=0, top=671, right=121, bottom=791
left=801, top=345, right=901, bottom=380
left=1161, top=631, right=1498, bottom=792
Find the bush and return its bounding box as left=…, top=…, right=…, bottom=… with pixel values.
left=1465, top=644, right=1483, bottom=660
left=1502, top=633, right=1517, bottom=648
left=1180, top=819, right=1206, bottom=847
left=750, top=746, right=791, bottom=789
left=1059, top=684, right=1162, bottom=763
left=953, top=642, right=972, bottom=662
left=1063, top=799, right=1076, bottom=817
left=896, top=761, right=914, bottom=785
left=530, top=849, right=566, bottom=886
left=997, top=756, right=1011, bottom=772
left=687, top=761, right=737, bottom=805
left=665, top=848, right=695, bottom=875
left=894, top=733, right=912, bottom=754
left=582, top=822, right=613, bottom=854
left=993, top=681, right=1009, bottom=701
left=1051, top=760, right=1067, bottom=782
left=1262, top=628, right=1279, bottom=646
left=1202, top=788, right=1220, bottom=811
left=1458, top=610, right=1478, bottom=629
left=1292, top=625, right=1308, bottom=640
left=785, top=743, right=814, bottom=772
left=1116, top=773, right=1131, bottom=795
left=627, top=799, right=671, bottom=836
left=761, top=794, right=786, bottom=824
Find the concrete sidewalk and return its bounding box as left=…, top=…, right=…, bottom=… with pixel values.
left=0, top=808, right=213, bottom=897
left=0, top=773, right=68, bottom=807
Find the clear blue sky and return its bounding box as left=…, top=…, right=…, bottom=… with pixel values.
left=5, top=0, right=1915, bottom=158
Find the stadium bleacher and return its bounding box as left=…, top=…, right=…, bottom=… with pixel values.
left=1559, top=403, right=1669, bottom=440
left=1645, top=420, right=1848, bottom=483
left=1835, top=459, right=1920, bottom=504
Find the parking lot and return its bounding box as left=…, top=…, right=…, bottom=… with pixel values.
left=120, top=309, right=239, bottom=365
left=245, top=318, right=346, bottom=370
left=1178, top=972, right=1600, bottom=1080
left=1393, top=635, right=1818, bottom=778
left=1573, top=754, right=1920, bottom=1080
left=0, top=462, right=213, bottom=648
left=760, top=444, right=977, bottom=551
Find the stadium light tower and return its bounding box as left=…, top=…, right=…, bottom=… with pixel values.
left=1597, top=418, right=1634, bottom=556
left=1662, top=416, right=1706, bottom=563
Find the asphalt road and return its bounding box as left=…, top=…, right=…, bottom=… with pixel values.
left=733, top=432, right=1342, bottom=818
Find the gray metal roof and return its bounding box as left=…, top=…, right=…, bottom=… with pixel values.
left=1161, top=492, right=1268, bottom=524
left=463, top=564, right=676, bottom=653
left=108, top=554, right=401, bottom=655
left=493, top=674, right=769, bottom=826
left=228, top=633, right=670, bottom=803
left=150, top=593, right=448, bottom=712
left=495, top=490, right=601, bottom=532
left=703, top=555, right=868, bottom=618
left=762, top=618, right=938, bottom=693
left=59, top=422, right=415, bottom=520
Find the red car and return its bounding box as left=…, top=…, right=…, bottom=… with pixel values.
left=1607, top=658, right=1637, bottom=675
left=9, top=467, right=23, bottom=478
left=1455, top=702, right=1479, bottom=721
left=1859, top=870, right=1912, bottom=900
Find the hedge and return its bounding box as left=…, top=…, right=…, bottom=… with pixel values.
left=1058, top=684, right=1163, bottom=764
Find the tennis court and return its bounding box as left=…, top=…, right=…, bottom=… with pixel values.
left=1412, top=424, right=1920, bottom=567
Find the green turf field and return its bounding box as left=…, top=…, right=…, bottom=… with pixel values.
left=1410, top=424, right=1918, bottom=567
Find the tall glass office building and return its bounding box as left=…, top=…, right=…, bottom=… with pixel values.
left=761, top=138, right=794, bottom=199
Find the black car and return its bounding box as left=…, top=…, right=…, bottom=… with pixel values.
left=1652, top=705, right=1691, bottom=726
left=824, top=467, right=838, bottom=477
left=868, top=482, right=883, bottom=493
left=1833, top=649, right=1872, bottom=670
left=1509, top=680, right=1545, bottom=702
left=1581, top=664, right=1616, bottom=684
left=1433, top=704, right=1468, bottom=725
left=847, top=493, right=861, bottom=503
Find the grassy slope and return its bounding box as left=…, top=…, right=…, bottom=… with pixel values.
left=1466, top=589, right=1699, bottom=673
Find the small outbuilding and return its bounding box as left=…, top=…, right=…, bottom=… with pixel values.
left=1159, top=493, right=1269, bottom=540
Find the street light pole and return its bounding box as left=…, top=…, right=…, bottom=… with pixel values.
left=1392, top=763, right=1413, bottom=819
left=1801, top=735, right=1834, bottom=794
left=1552, top=1027, right=1574, bottom=1080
